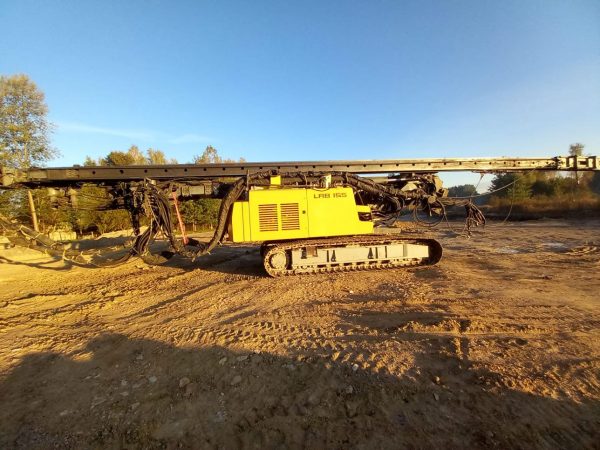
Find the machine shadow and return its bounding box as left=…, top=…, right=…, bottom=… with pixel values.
left=0, top=241, right=268, bottom=277
left=0, top=254, right=84, bottom=271
left=1, top=332, right=597, bottom=449
left=162, top=244, right=267, bottom=278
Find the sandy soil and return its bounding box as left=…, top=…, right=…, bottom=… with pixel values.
left=0, top=219, right=599, bottom=449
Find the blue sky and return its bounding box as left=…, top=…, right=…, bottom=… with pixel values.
left=1, top=0, right=599, bottom=188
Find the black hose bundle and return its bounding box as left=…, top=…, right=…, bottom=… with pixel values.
left=123, top=173, right=271, bottom=264
left=438, top=197, right=486, bottom=236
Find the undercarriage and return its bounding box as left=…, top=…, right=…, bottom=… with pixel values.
left=262, top=235, right=442, bottom=276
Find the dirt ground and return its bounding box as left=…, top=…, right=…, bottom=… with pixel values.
left=0, top=219, right=599, bottom=449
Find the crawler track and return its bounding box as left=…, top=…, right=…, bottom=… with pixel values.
left=262, top=234, right=442, bottom=276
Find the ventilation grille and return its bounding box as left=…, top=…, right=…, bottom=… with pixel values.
left=258, top=204, right=278, bottom=232
left=280, top=203, right=300, bottom=230
left=258, top=202, right=300, bottom=232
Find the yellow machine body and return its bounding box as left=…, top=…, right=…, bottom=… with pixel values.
left=229, top=186, right=373, bottom=243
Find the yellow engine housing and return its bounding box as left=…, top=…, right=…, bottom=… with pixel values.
left=229, top=186, right=373, bottom=243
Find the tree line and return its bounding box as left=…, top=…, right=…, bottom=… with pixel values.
left=1, top=143, right=233, bottom=234
left=79, top=145, right=232, bottom=233
left=446, top=145, right=600, bottom=217
left=82, top=144, right=246, bottom=167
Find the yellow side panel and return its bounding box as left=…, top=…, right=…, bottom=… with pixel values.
left=248, top=189, right=309, bottom=241
left=306, top=187, right=373, bottom=237
left=232, top=186, right=374, bottom=243
left=230, top=201, right=250, bottom=243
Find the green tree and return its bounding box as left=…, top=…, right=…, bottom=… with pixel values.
left=193, top=146, right=245, bottom=164
left=569, top=143, right=584, bottom=157
left=180, top=198, right=221, bottom=230
left=0, top=74, right=57, bottom=168
left=590, top=172, right=600, bottom=195
left=99, top=146, right=177, bottom=166
left=568, top=143, right=594, bottom=189
left=73, top=148, right=183, bottom=233
left=447, top=184, right=478, bottom=197
left=570, top=143, right=584, bottom=186
left=0, top=190, right=21, bottom=218
left=83, top=156, right=97, bottom=166
left=489, top=173, right=533, bottom=200
left=102, top=145, right=147, bottom=165
left=103, top=150, right=137, bottom=166
left=147, top=148, right=168, bottom=164
left=127, top=145, right=146, bottom=165
left=194, top=145, right=221, bottom=164
left=530, top=172, right=556, bottom=197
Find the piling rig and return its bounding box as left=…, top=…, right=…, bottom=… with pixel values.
left=1, top=155, right=598, bottom=275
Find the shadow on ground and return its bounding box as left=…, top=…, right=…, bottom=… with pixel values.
left=0, top=243, right=267, bottom=277
left=1, top=331, right=597, bottom=449
left=164, top=245, right=266, bottom=278
left=0, top=255, right=80, bottom=271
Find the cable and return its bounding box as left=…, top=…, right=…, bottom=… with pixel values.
left=448, top=170, right=533, bottom=199
left=501, top=179, right=517, bottom=225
